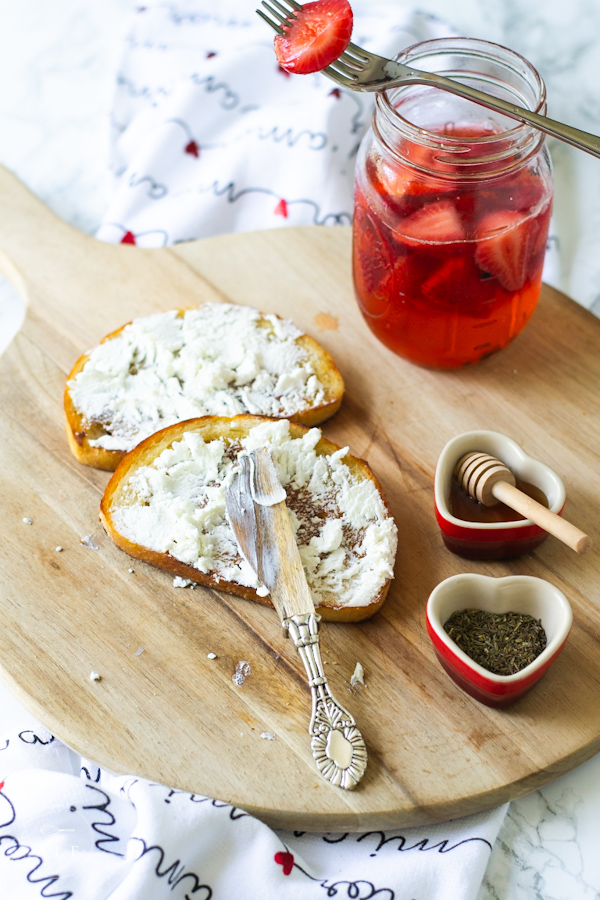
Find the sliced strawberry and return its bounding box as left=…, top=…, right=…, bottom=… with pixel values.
left=475, top=210, right=535, bottom=291
left=353, top=205, right=395, bottom=317
left=393, top=200, right=465, bottom=246
left=492, top=167, right=548, bottom=215
left=371, top=155, right=443, bottom=213
left=421, top=258, right=467, bottom=304
left=274, top=0, right=353, bottom=75
left=420, top=255, right=487, bottom=309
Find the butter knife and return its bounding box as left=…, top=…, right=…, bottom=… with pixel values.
left=225, top=448, right=367, bottom=790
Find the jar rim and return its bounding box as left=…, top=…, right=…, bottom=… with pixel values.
left=374, top=37, right=547, bottom=175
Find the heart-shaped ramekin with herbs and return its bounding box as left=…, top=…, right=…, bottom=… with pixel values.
left=426, top=573, right=572, bottom=708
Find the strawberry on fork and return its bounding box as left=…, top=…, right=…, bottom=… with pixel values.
left=265, top=0, right=353, bottom=75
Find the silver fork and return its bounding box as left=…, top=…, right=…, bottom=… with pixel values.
left=258, top=0, right=600, bottom=160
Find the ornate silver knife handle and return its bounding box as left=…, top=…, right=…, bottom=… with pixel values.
left=225, top=451, right=368, bottom=791
left=286, top=612, right=367, bottom=790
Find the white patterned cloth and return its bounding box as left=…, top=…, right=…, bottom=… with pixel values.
left=0, top=722, right=507, bottom=900
left=97, top=1, right=459, bottom=245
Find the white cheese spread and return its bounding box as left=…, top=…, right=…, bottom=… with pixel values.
left=110, top=419, right=397, bottom=609
left=68, top=304, right=327, bottom=452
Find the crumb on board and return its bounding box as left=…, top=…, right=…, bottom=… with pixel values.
left=261, top=732, right=276, bottom=741
left=22, top=517, right=33, bottom=525
left=134, top=646, right=145, bottom=657
left=350, top=662, right=365, bottom=687
left=81, top=534, right=99, bottom=550
left=232, top=661, right=251, bottom=686
left=173, top=576, right=194, bottom=588
left=207, top=652, right=217, bottom=660
left=89, top=671, right=102, bottom=682
left=128, top=568, right=134, bottom=574
left=55, top=546, right=63, bottom=552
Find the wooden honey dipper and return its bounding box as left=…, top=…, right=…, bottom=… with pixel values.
left=455, top=452, right=592, bottom=554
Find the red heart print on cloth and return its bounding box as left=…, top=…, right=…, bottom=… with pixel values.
left=274, top=850, right=294, bottom=875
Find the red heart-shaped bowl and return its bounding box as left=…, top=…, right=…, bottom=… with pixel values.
left=435, top=430, right=566, bottom=559
left=426, top=573, right=572, bottom=708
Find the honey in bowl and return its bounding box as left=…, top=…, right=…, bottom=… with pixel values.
left=449, top=474, right=549, bottom=523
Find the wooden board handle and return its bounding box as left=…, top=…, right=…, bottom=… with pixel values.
left=0, top=165, right=84, bottom=288
left=0, top=164, right=224, bottom=327
left=492, top=481, right=592, bottom=553
left=0, top=163, right=123, bottom=323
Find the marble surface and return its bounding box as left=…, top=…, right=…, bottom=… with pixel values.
left=1, top=1, right=600, bottom=897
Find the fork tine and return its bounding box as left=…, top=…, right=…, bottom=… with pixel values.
left=274, top=0, right=302, bottom=13
left=256, top=8, right=285, bottom=35
left=340, top=46, right=370, bottom=64
left=260, top=0, right=293, bottom=27
left=266, top=0, right=298, bottom=21
left=337, top=50, right=366, bottom=70
left=323, top=66, right=352, bottom=88
left=323, top=66, right=346, bottom=83
left=327, top=58, right=360, bottom=80
left=345, top=41, right=372, bottom=62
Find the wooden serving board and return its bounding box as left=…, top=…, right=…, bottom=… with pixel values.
left=1, top=164, right=600, bottom=832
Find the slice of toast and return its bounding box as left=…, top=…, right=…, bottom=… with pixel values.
left=65, top=303, right=344, bottom=471
left=100, top=416, right=397, bottom=622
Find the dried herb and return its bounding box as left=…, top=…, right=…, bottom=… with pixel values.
left=444, top=608, right=547, bottom=676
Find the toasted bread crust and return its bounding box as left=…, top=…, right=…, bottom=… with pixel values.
left=100, top=415, right=394, bottom=622
left=65, top=307, right=344, bottom=470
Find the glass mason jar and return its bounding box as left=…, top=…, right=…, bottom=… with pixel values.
left=352, top=38, right=553, bottom=369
